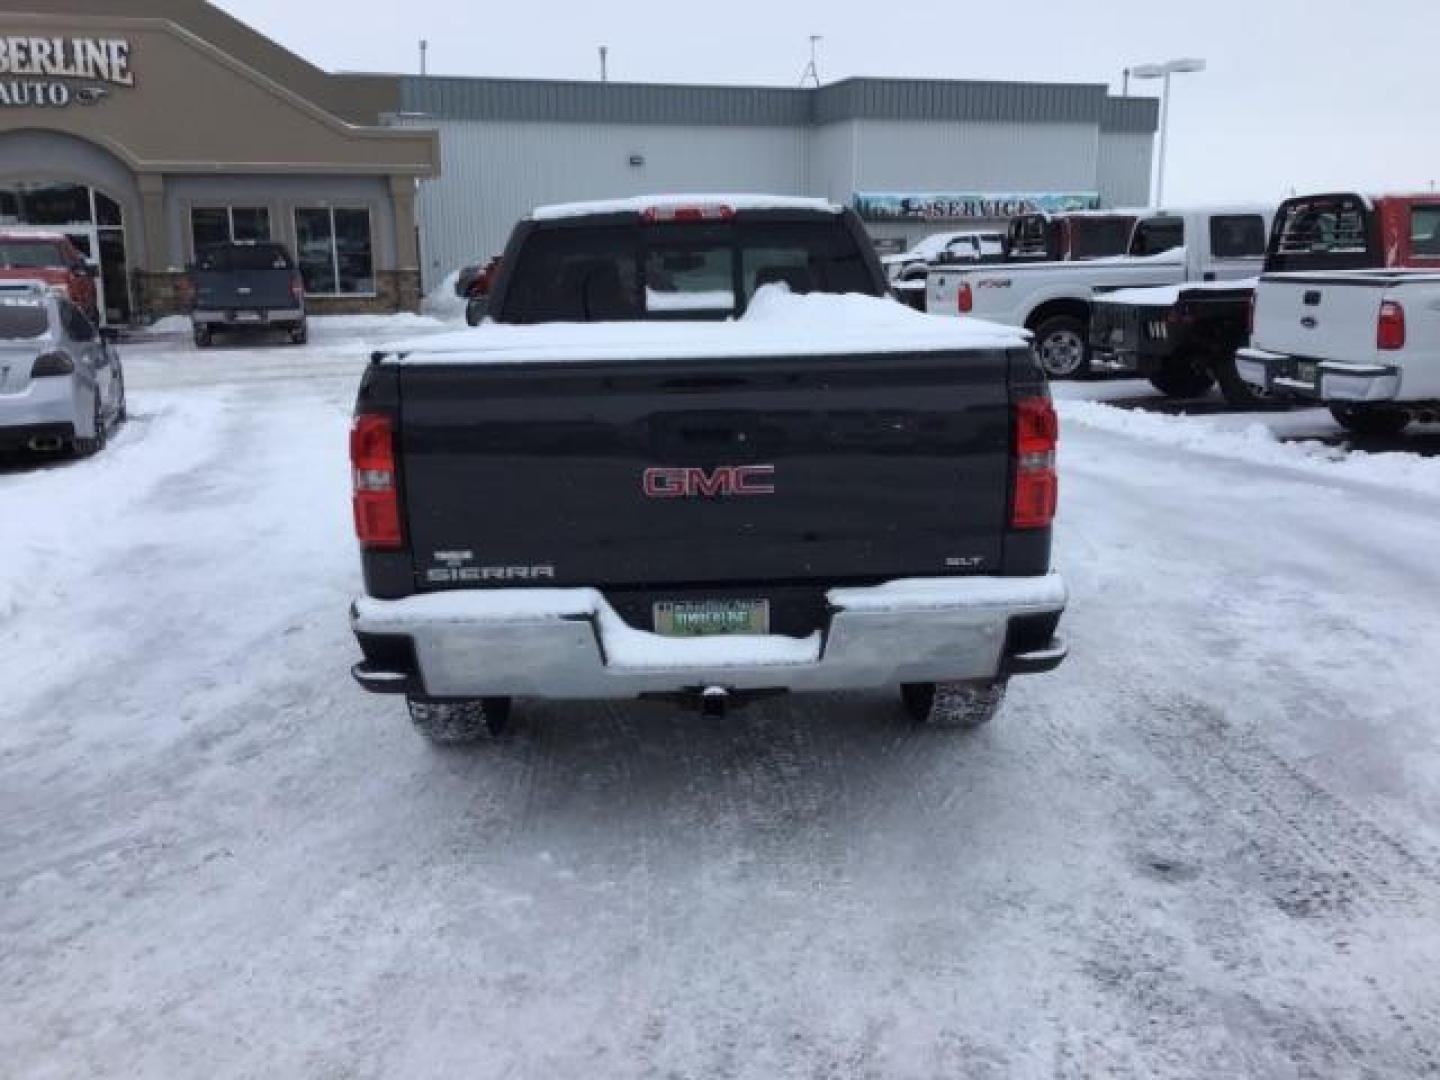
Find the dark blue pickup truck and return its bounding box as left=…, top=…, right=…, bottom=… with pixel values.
left=346, top=196, right=1068, bottom=744
left=190, top=241, right=307, bottom=348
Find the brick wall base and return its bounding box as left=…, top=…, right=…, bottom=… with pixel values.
left=132, top=269, right=422, bottom=324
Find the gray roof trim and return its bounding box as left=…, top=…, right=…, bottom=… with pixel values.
left=1101, top=96, right=1160, bottom=133
left=400, top=76, right=811, bottom=126
left=399, top=75, right=1157, bottom=133
left=814, top=78, right=1107, bottom=125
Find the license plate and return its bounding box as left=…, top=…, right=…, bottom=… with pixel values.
left=233, top=311, right=263, bottom=323
left=1295, top=361, right=1319, bottom=385
left=653, top=599, right=769, bottom=637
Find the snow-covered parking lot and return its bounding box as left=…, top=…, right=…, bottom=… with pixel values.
left=4, top=318, right=1440, bottom=1078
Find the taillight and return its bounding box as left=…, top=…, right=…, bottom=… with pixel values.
left=32, top=351, right=74, bottom=377
left=291, top=275, right=305, bottom=304
left=1246, top=292, right=1256, bottom=337
left=957, top=282, right=973, bottom=313
left=1011, top=396, right=1058, bottom=530
left=1377, top=300, right=1406, bottom=350
left=350, top=413, right=402, bottom=550
left=640, top=203, right=735, bottom=223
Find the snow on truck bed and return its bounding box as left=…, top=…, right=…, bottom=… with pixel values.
left=1095, top=277, right=1259, bottom=308
left=385, top=287, right=1028, bottom=365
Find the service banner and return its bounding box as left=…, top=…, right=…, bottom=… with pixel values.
left=854, top=192, right=1101, bottom=222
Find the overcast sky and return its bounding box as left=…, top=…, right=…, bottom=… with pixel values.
left=216, top=0, right=1439, bottom=206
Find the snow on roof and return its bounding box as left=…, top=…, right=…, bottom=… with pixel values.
left=531, top=193, right=841, bottom=221
left=386, top=285, right=1028, bottom=365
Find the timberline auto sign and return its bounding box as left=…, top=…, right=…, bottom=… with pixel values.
left=0, top=36, right=134, bottom=108
left=855, top=192, right=1102, bottom=222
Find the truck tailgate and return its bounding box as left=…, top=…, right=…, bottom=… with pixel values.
left=397, top=350, right=1013, bottom=590
left=1253, top=274, right=1389, bottom=363
left=194, top=268, right=294, bottom=311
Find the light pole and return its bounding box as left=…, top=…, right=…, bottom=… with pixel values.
left=1131, top=58, right=1205, bottom=209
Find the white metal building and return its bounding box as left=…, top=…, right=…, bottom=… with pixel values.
left=397, top=76, right=1158, bottom=287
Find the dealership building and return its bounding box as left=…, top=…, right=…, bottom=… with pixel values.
left=2, top=1, right=1157, bottom=323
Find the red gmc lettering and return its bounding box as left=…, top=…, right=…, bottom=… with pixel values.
left=642, top=465, right=776, bottom=498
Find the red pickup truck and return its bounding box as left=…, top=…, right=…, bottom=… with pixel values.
left=0, top=232, right=99, bottom=321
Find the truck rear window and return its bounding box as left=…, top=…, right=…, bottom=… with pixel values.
left=1268, top=196, right=1374, bottom=271
left=1209, top=215, right=1267, bottom=258
left=1068, top=218, right=1134, bottom=259
left=0, top=241, right=65, bottom=269
left=0, top=302, right=50, bottom=338
left=1130, top=217, right=1185, bottom=257
left=196, top=244, right=293, bottom=272
left=498, top=218, right=878, bottom=323
left=1412, top=206, right=1440, bottom=257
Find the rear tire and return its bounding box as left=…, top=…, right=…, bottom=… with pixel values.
left=1329, top=404, right=1411, bottom=437
left=1032, top=316, right=1090, bottom=379
left=289, top=320, right=308, bottom=346
left=406, top=697, right=513, bottom=745
left=193, top=324, right=212, bottom=349
left=1148, top=354, right=1215, bottom=398
left=902, top=679, right=1009, bottom=730
left=1214, top=354, right=1281, bottom=410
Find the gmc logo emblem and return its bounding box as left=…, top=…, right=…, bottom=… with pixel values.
left=642, top=464, right=776, bottom=499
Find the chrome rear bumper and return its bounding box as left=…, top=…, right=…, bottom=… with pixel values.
left=1237, top=347, right=1401, bottom=403
left=351, top=575, right=1068, bottom=700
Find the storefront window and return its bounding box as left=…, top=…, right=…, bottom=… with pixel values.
left=0, top=183, right=93, bottom=227
left=294, top=207, right=374, bottom=295
left=190, top=206, right=272, bottom=254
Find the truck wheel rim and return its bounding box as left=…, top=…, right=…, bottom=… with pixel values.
left=1040, top=330, right=1085, bottom=376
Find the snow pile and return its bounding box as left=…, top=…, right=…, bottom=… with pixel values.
left=386, top=285, right=1028, bottom=364
left=307, top=312, right=448, bottom=333
left=146, top=315, right=191, bottom=334
left=1061, top=398, right=1440, bottom=496
left=0, top=392, right=231, bottom=622
left=421, top=270, right=468, bottom=323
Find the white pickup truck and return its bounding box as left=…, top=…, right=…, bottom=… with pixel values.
left=1236, top=270, right=1440, bottom=435
left=928, top=207, right=1272, bottom=377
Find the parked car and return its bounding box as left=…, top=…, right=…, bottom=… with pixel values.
left=0, top=230, right=100, bottom=323
left=189, top=241, right=307, bottom=348
left=1090, top=192, right=1440, bottom=406
left=453, top=255, right=502, bottom=326
left=0, top=283, right=125, bottom=456
left=929, top=207, right=1271, bottom=378
left=1236, top=266, right=1440, bottom=435
left=347, top=194, right=1067, bottom=744
left=881, top=230, right=1007, bottom=282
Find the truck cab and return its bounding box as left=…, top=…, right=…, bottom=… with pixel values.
left=1005, top=211, right=1139, bottom=264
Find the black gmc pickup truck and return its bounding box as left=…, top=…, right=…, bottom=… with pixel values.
left=348, top=196, right=1067, bottom=744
